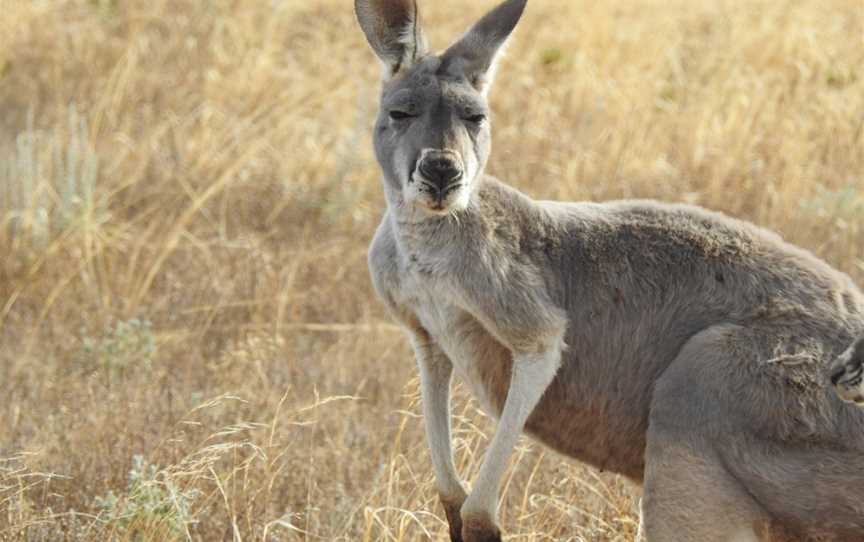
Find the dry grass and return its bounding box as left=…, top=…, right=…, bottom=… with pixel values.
left=0, top=0, right=862, bottom=540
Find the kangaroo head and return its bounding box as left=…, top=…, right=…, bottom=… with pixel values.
left=355, top=0, right=527, bottom=216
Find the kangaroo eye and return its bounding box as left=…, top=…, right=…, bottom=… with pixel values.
left=464, top=113, right=487, bottom=124
left=389, top=110, right=415, bottom=121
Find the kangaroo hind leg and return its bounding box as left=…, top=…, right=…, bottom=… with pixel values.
left=639, top=426, right=769, bottom=542
left=640, top=325, right=772, bottom=542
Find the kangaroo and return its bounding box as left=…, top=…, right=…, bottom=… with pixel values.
left=355, top=0, right=864, bottom=540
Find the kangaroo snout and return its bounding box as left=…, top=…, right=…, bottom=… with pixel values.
left=417, top=151, right=464, bottom=191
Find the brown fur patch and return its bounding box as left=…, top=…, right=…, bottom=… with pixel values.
left=440, top=493, right=466, bottom=542
left=461, top=512, right=502, bottom=542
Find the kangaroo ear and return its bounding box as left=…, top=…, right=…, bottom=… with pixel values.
left=442, top=0, right=527, bottom=95
left=355, top=0, right=429, bottom=79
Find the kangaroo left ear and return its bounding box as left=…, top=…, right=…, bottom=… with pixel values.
left=441, top=0, right=527, bottom=95
left=355, top=0, right=429, bottom=80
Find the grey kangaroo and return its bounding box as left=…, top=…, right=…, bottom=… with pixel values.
left=355, top=0, right=864, bottom=540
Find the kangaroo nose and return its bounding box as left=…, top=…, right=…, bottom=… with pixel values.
left=419, top=155, right=463, bottom=190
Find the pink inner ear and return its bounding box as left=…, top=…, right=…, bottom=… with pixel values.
left=374, top=0, right=417, bottom=29
left=356, top=0, right=427, bottom=74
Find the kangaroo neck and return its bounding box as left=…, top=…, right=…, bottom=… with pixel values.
left=387, top=198, right=473, bottom=258
left=384, top=178, right=490, bottom=254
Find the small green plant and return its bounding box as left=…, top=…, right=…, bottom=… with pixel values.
left=80, top=319, right=156, bottom=379
left=800, top=185, right=864, bottom=221
left=95, top=455, right=199, bottom=539
left=0, top=56, right=10, bottom=79
left=1, top=105, right=105, bottom=247
left=88, top=0, right=118, bottom=15
left=826, top=65, right=857, bottom=89
left=539, top=47, right=565, bottom=67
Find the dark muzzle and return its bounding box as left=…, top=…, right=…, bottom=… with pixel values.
left=418, top=152, right=463, bottom=191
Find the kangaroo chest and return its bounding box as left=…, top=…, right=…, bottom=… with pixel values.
left=388, top=234, right=649, bottom=480
left=396, top=265, right=513, bottom=417
left=397, top=269, right=648, bottom=479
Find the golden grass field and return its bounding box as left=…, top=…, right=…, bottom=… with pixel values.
left=0, top=0, right=862, bottom=540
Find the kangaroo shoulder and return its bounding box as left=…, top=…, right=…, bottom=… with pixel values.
left=368, top=214, right=401, bottom=299
left=368, top=215, right=427, bottom=332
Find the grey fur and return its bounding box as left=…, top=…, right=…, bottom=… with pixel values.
left=356, top=0, right=864, bottom=540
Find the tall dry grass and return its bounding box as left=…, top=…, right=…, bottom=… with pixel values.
left=0, top=0, right=862, bottom=540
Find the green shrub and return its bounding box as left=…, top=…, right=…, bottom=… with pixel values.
left=95, top=455, right=199, bottom=540
left=1, top=106, right=104, bottom=246
left=80, top=319, right=156, bottom=380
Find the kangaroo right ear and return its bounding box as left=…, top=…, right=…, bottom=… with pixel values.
left=355, top=0, right=429, bottom=79
left=441, top=0, right=527, bottom=95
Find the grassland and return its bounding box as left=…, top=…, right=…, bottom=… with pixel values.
left=0, top=0, right=862, bottom=540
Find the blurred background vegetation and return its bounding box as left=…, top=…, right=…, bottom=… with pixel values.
left=0, top=0, right=861, bottom=539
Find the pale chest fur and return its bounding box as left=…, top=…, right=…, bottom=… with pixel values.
left=394, top=264, right=511, bottom=417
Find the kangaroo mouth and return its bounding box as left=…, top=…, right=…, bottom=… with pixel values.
left=431, top=182, right=463, bottom=204
left=410, top=167, right=468, bottom=214
left=425, top=183, right=465, bottom=214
